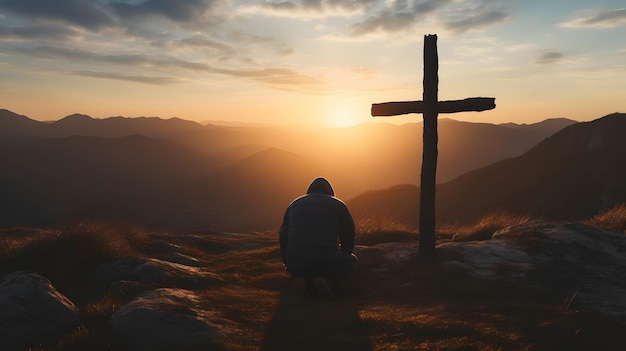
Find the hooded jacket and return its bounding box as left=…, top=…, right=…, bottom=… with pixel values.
left=279, top=178, right=355, bottom=272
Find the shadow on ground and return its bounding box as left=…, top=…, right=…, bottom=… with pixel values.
left=262, top=280, right=372, bottom=351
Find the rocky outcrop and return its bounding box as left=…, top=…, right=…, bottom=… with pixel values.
left=111, top=288, right=237, bottom=350
left=439, top=221, right=626, bottom=317
left=0, top=272, right=79, bottom=350
left=93, top=257, right=223, bottom=292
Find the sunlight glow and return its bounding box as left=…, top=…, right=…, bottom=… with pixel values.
left=330, top=109, right=360, bottom=128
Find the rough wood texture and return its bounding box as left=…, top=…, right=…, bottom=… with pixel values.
left=370, top=34, right=496, bottom=256
left=371, top=98, right=496, bottom=116
left=419, top=34, right=438, bottom=256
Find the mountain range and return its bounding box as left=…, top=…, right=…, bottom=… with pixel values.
left=2, top=108, right=611, bottom=233
left=0, top=108, right=575, bottom=192
left=350, top=113, right=626, bottom=228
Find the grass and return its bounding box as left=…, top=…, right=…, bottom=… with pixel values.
left=583, top=203, right=626, bottom=234
left=0, top=221, right=151, bottom=301
left=356, top=211, right=535, bottom=244
left=438, top=212, right=533, bottom=242
left=1, top=207, right=625, bottom=350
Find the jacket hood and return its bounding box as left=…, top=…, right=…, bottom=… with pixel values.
left=306, top=177, right=334, bottom=196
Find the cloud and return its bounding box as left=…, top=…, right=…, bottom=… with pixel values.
left=343, top=0, right=511, bottom=37
left=0, top=24, right=81, bottom=41
left=15, top=45, right=323, bottom=88
left=16, top=45, right=213, bottom=71
left=534, top=51, right=565, bottom=65
left=73, top=70, right=182, bottom=85
left=0, top=1, right=321, bottom=90
left=111, top=0, right=225, bottom=24
left=239, top=0, right=376, bottom=18
left=233, top=32, right=295, bottom=56
left=0, top=0, right=117, bottom=31
left=347, top=0, right=450, bottom=36
left=560, top=8, right=626, bottom=29
left=214, top=66, right=324, bottom=86
left=178, top=36, right=235, bottom=52
left=443, top=8, right=510, bottom=34
left=0, top=0, right=228, bottom=34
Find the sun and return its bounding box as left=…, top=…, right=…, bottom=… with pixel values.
left=330, top=110, right=359, bottom=128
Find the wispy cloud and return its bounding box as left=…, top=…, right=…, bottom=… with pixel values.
left=14, top=45, right=323, bottom=89
left=0, top=0, right=228, bottom=33
left=534, top=51, right=566, bottom=65
left=343, top=0, right=511, bottom=38
left=0, top=24, right=81, bottom=41
left=347, top=0, right=451, bottom=37
left=238, top=0, right=375, bottom=19
left=73, top=70, right=183, bottom=85
left=560, top=8, right=626, bottom=29
left=111, top=0, right=227, bottom=25
left=214, top=66, right=324, bottom=86
left=0, top=0, right=310, bottom=90
left=443, top=6, right=511, bottom=34
left=0, top=0, right=117, bottom=31
left=15, top=45, right=212, bottom=72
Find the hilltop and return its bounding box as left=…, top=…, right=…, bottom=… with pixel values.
left=1, top=218, right=625, bottom=350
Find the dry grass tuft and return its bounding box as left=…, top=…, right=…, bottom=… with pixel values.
left=439, top=212, right=532, bottom=242
left=0, top=220, right=152, bottom=302
left=356, top=218, right=418, bottom=245
left=583, top=203, right=626, bottom=234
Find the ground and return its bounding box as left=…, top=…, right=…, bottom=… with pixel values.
left=1, top=224, right=625, bottom=350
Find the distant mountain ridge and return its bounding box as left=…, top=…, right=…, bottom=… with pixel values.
left=0, top=109, right=576, bottom=190
left=0, top=108, right=584, bottom=232
left=0, top=109, right=203, bottom=139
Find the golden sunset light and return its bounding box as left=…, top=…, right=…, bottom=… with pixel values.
left=1, top=2, right=626, bottom=350
left=1, top=1, right=625, bottom=127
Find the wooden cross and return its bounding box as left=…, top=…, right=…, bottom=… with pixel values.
left=371, top=34, right=496, bottom=256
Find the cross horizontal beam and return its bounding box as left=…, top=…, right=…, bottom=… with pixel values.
left=371, top=97, right=495, bottom=117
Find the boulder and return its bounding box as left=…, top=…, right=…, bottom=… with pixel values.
left=93, top=257, right=223, bottom=292
left=0, top=272, right=79, bottom=350
left=440, top=221, right=626, bottom=317
left=111, top=288, right=236, bottom=350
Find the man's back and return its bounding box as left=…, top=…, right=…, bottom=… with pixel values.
left=279, top=178, right=355, bottom=274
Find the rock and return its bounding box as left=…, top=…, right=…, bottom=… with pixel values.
left=112, top=288, right=236, bottom=350
left=93, top=257, right=223, bottom=291
left=378, top=242, right=419, bottom=264
left=439, top=239, right=533, bottom=280
left=0, top=272, right=79, bottom=350
left=440, top=221, right=626, bottom=317
left=160, top=252, right=204, bottom=267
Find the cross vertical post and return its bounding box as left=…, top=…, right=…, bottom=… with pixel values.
left=420, top=34, right=438, bottom=256
left=370, top=34, right=496, bottom=256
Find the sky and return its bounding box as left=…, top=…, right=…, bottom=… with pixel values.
left=0, top=0, right=625, bottom=128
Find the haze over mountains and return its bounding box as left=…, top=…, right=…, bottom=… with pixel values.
left=3, top=108, right=614, bottom=233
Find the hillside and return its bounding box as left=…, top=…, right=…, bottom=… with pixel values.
left=349, top=113, right=626, bottom=229
left=1, top=220, right=625, bottom=350
left=171, top=148, right=323, bottom=232
left=437, top=112, right=626, bottom=223
left=0, top=135, right=215, bottom=229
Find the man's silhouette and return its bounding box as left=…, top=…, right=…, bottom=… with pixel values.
left=279, top=177, right=357, bottom=298
left=279, top=178, right=357, bottom=297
